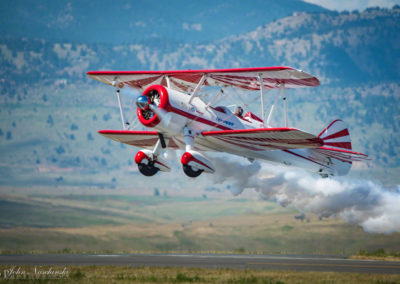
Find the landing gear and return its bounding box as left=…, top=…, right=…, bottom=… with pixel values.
left=138, top=162, right=159, bottom=176
left=180, top=127, right=215, bottom=178
left=182, top=164, right=203, bottom=178
left=135, top=136, right=171, bottom=177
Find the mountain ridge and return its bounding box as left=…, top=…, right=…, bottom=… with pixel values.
left=0, top=0, right=327, bottom=44
left=1, top=7, right=399, bottom=88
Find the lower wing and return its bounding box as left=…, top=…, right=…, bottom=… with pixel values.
left=201, top=128, right=323, bottom=152
left=98, top=130, right=161, bottom=149
left=99, top=128, right=344, bottom=158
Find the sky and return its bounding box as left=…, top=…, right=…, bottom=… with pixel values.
left=303, top=0, right=400, bottom=11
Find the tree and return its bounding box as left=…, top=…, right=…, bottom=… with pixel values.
left=103, top=113, right=111, bottom=121
left=47, top=115, right=54, bottom=126
left=55, top=145, right=65, bottom=155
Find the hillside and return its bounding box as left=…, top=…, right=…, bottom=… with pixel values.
left=1, top=7, right=399, bottom=88
left=0, top=7, right=399, bottom=188
left=0, top=0, right=326, bottom=44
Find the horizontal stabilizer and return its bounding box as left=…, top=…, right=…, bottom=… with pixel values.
left=312, top=147, right=370, bottom=163
left=202, top=128, right=323, bottom=151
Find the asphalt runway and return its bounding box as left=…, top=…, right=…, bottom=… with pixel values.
left=1, top=254, right=399, bottom=274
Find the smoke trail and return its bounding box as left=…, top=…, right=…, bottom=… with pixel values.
left=211, top=155, right=400, bottom=234
left=212, top=156, right=262, bottom=196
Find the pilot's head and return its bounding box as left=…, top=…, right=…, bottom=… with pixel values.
left=235, top=106, right=243, bottom=117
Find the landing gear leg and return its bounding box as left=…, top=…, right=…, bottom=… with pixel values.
left=182, top=127, right=204, bottom=177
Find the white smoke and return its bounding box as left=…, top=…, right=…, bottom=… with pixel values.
left=212, top=156, right=261, bottom=196
left=211, top=155, right=400, bottom=234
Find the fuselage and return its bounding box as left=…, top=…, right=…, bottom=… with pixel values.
left=137, top=85, right=337, bottom=176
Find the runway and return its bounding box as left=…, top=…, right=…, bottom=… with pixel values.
left=0, top=254, right=399, bottom=274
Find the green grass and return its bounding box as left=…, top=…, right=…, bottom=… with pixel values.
left=0, top=265, right=399, bottom=283
left=0, top=189, right=399, bottom=256
left=0, top=199, right=126, bottom=228
left=351, top=249, right=400, bottom=261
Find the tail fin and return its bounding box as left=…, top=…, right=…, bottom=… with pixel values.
left=318, top=119, right=352, bottom=151
left=310, top=120, right=369, bottom=176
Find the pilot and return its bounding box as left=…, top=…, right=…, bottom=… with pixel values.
left=235, top=106, right=244, bottom=118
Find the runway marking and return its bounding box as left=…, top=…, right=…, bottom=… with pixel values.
left=247, top=262, right=400, bottom=269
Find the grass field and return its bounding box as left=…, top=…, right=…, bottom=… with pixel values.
left=0, top=187, right=399, bottom=256
left=1, top=265, right=400, bottom=283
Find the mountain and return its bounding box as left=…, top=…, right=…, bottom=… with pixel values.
left=1, top=7, right=399, bottom=89
left=0, top=0, right=327, bottom=44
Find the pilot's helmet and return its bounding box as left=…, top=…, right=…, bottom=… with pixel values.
left=235, top=106, right=243, bottom=117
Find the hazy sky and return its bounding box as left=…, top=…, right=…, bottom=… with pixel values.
left=303, top=0, right=400, bottom=11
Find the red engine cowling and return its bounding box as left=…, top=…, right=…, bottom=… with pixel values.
left=137, top=85, right=169, bottom=127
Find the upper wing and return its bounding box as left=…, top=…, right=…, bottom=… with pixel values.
left=87, top=67, right=319, bottom=93
left=201, top=128, right=323, bottom=151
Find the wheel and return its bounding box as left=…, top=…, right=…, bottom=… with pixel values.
left=138, top=162, right=159, bottom=176
left=182, top=164, right=203, bottom=178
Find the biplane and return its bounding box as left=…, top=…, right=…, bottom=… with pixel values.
left=87, top=67, right=368, bottom=178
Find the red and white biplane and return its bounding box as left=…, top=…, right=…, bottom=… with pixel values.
left=87, top=67, right=368, bottom=178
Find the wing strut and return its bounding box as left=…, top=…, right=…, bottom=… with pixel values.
left=258, top=74, right=265, bottom=127
left=282, top=84, right=288, bottom=127
left=266, top=87, right=280, bottom=127
left=188, top=74, right=206, bottom=104
left=164, top=75, right=171, bottom=88
left=206, top=88, right=224, bottom=108
left=116, top=89, right=129, bottom=130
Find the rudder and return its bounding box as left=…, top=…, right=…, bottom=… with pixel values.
left=318, top=119, right=352, bottom=151
left=310, top=119, right=369, bottom=176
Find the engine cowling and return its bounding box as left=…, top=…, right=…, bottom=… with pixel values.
left=136, top=85, right=190, bottom=134
left=135, top=149, right=171, bottom=176
left=136, top=85, right=169, bottom=128
left=181, top=151, right=215, bottom=177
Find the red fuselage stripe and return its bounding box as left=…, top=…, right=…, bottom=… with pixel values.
left=167, top=105, right=232, bottom=130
